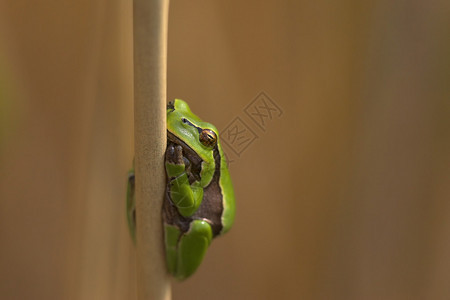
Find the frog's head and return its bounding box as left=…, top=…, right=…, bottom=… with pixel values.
left=167, top=99, right=219, bottom=162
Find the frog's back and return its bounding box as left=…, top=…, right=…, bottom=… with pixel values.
left=218, top=144, right=235, bottom=234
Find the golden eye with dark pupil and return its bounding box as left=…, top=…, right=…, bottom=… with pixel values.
left=199, top=129, right=217, bottom=147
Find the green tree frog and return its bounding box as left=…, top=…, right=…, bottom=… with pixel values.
left=127, top=99, right=236, bottom=280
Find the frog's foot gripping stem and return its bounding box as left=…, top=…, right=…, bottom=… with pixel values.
left=126, top=170, right=136, bottom=243
left=165, top=143, right=203, bottom=217
left=164, top=220, right=213, bottom=280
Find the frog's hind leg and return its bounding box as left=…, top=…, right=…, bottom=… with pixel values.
left=164, top=220, right=213, bottom=280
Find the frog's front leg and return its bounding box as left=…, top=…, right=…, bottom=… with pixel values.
left=165, top=144, right=203, bottom=217
left=165, top=220, right=213, bottom=280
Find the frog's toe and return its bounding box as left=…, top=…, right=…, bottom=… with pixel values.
left=126, top=170, right=136, bottom=243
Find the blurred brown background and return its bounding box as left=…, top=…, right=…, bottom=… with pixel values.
left=1, top=1, right=449, bottom=299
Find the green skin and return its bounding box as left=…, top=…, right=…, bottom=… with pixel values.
left=127, top=99, right=236, bottom=280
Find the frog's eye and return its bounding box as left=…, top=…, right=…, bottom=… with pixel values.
left=199, top=129, right=217, bottom=148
